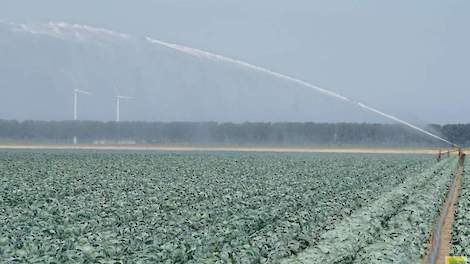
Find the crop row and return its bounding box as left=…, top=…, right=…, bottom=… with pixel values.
left=284, top=157, right=458, bottom=263
left=0, top=151, right=433, bottom=263
left=450, top=159, right=470, bottom=257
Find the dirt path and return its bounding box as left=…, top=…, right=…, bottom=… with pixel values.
left=0, top=144, right=445, bottom=154
left=435, top=169, right=461, bottom=264
left=423, top=156, right=465, bottom=264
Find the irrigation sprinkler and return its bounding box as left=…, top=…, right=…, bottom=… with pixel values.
left=146, top=36, right=458, bottom=147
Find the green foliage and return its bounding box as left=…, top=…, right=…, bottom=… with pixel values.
left=451, top=161, right=470, bottom=257
left=0, top=151, right=444, bottom=263
left=284, top=157, right=458, bottom=264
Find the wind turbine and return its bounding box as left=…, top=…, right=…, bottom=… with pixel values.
left=73, top=89, right=91, bottom=120
left=115, top=95, right=133, bottom=122
left=73, top=89, right=91, bottom=144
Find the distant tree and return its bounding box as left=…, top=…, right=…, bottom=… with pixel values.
left=0, top=119, right=466, bottom=147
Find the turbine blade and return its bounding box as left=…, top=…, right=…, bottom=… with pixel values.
left=117, top=95, right=133, bottom=99
left=76, top=89, right=92, bottom=95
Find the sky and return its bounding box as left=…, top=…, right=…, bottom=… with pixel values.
left=0, top=0, right=469, bottom=124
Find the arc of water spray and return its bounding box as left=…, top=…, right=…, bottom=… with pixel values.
left=357, top=103, right=453, bottom=145
left=146, top=37, right=454, bottom=146
left=4, top=20, right=453, bottom=146
left=146, top=37, right=350, bottom=103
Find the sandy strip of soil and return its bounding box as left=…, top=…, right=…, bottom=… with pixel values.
left=423, top=156, right=465, bottom=264
left=0, top=144, right=446, bottom=154
left=437, top=173, right=461, bottom=264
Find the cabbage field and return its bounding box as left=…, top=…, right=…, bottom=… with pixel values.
left=0, top=150, right=459, bottom=263
left=451, top=160, right=470, bottom=256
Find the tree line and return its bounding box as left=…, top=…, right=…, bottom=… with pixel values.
left=0, top=119, right=468, bottom=147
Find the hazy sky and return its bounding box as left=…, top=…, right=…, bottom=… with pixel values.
left=1, top=1, right=469, bottom=124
